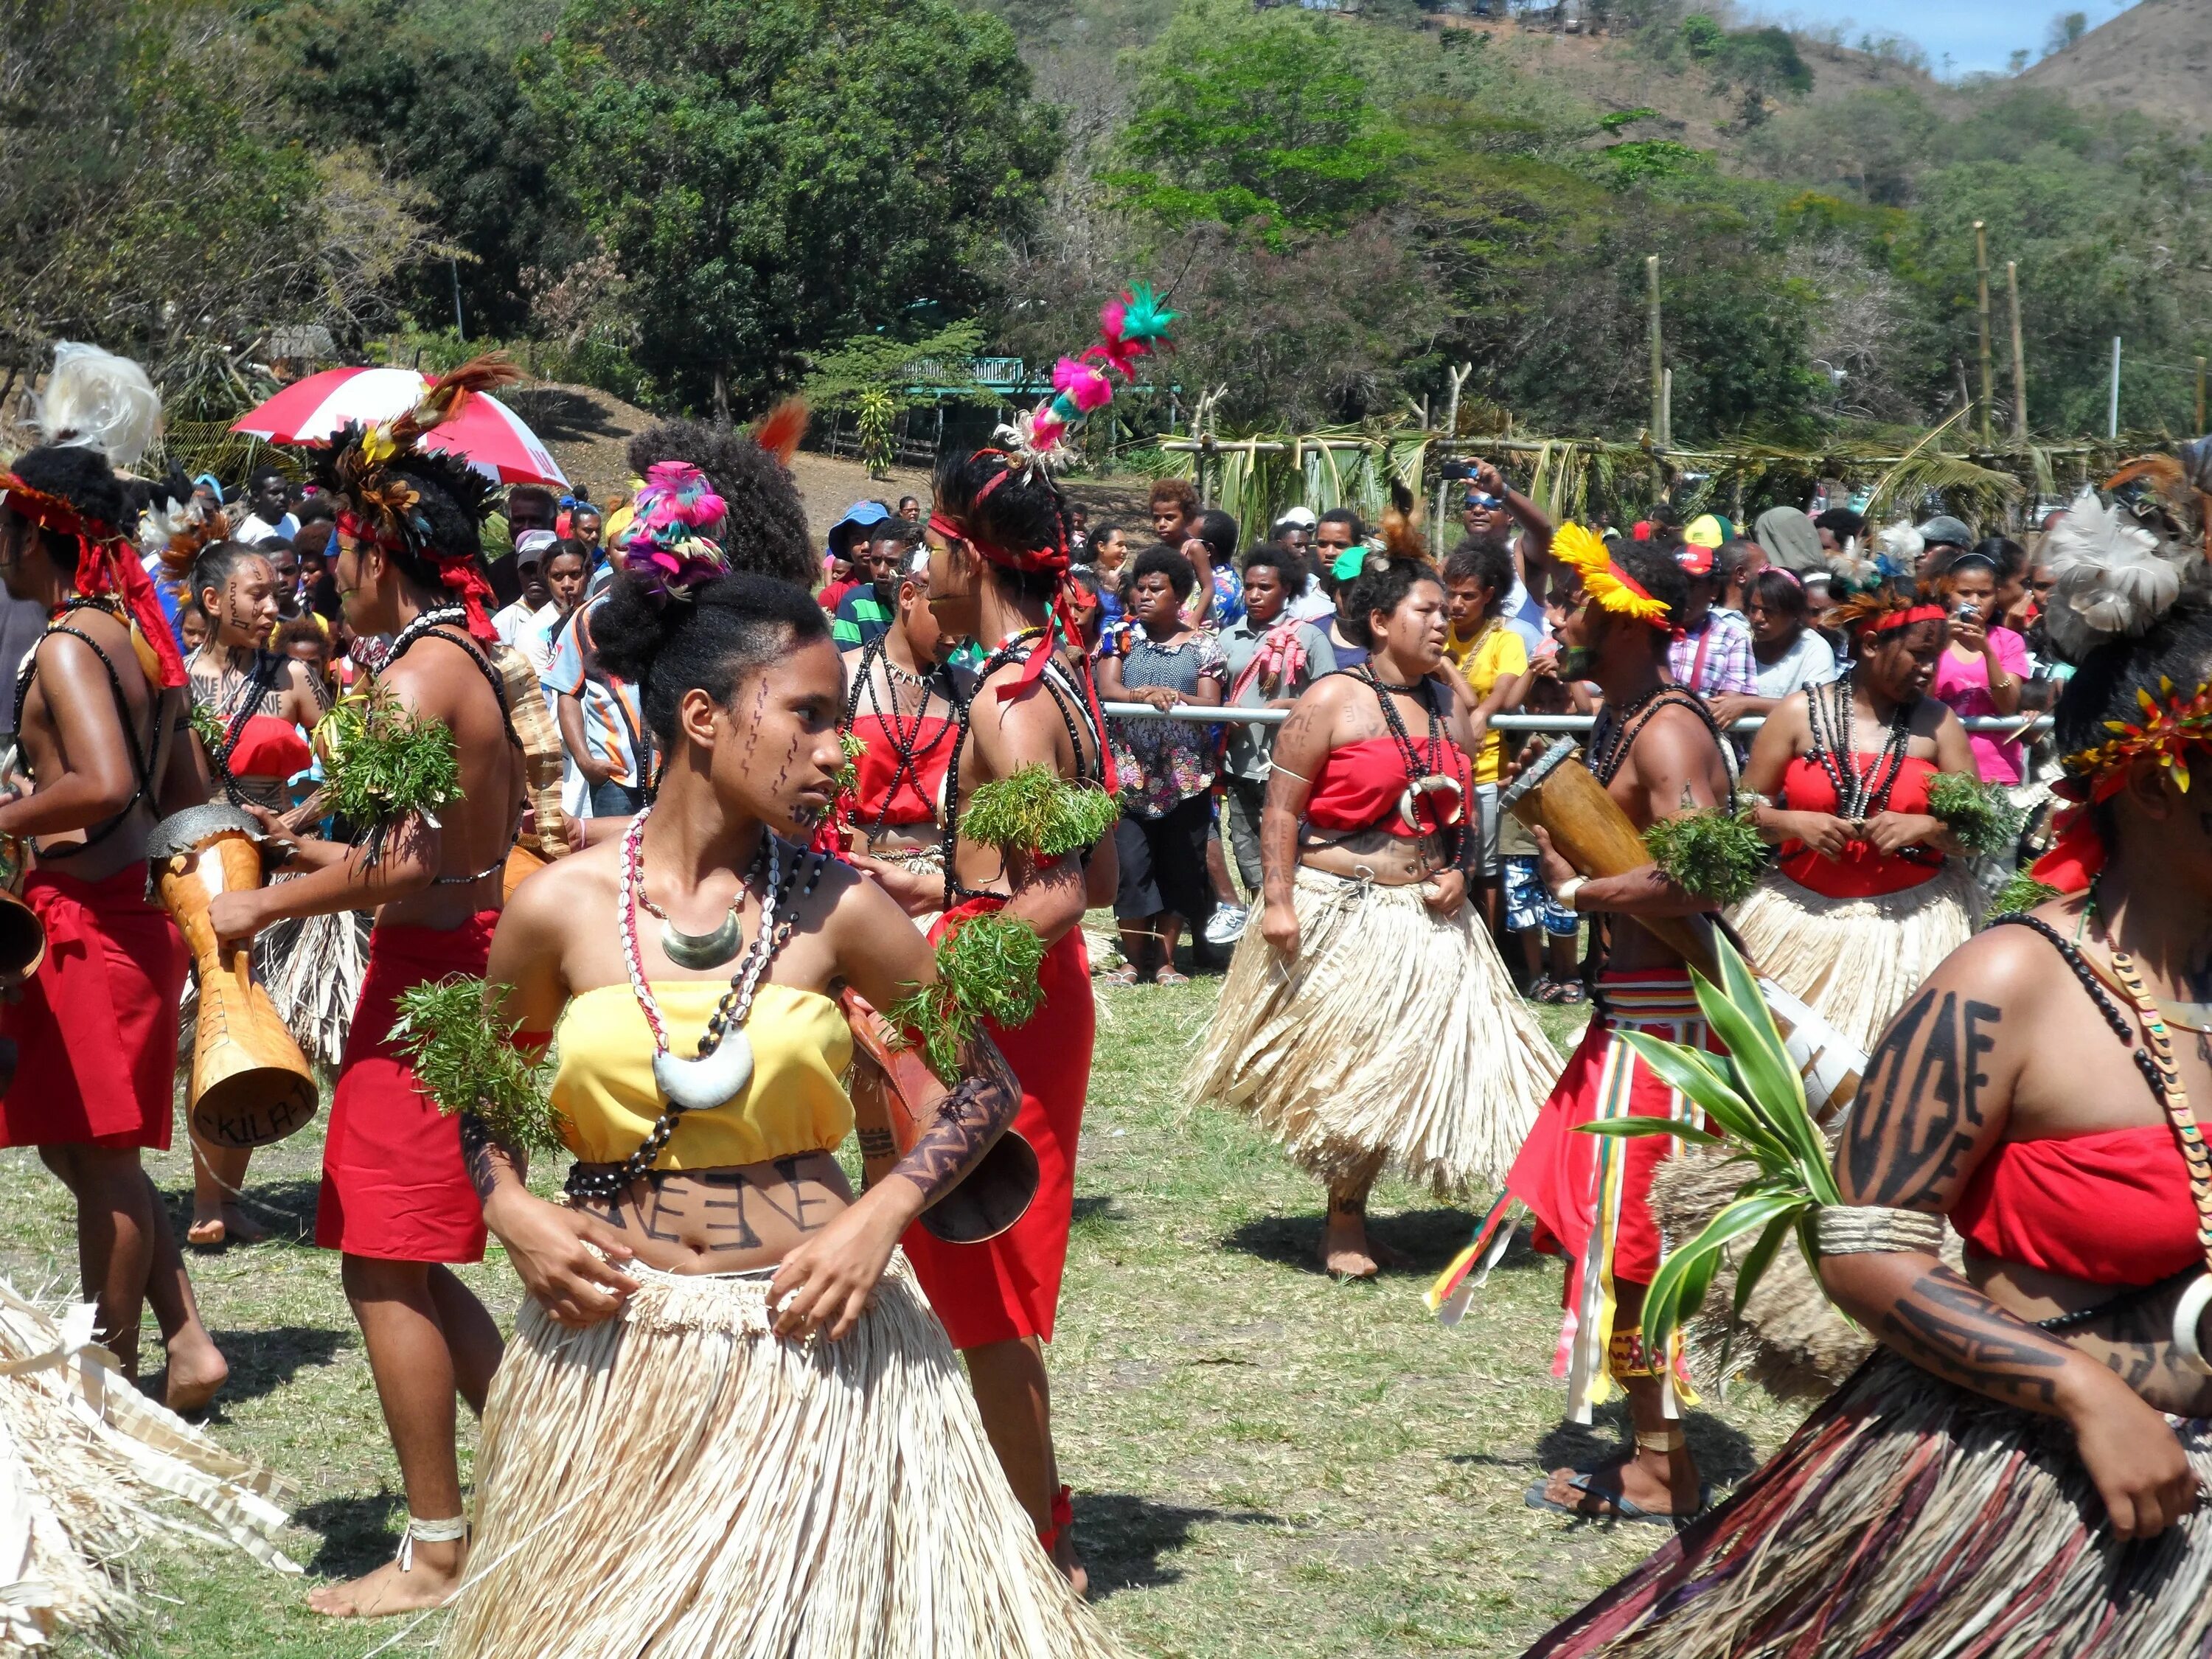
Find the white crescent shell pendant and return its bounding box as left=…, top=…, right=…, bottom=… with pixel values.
left=652, top=1032, right=755, bottom=1113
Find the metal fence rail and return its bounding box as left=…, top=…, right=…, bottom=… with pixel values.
left=1099, top=702, right=2053, bottom=737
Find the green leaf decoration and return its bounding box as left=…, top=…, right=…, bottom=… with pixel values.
left=1992, top=869, right=2062, bottom=916
left=391, top=976, right=566, bottom=1155
left=1926, top=770, right=2025, bottom=859
left=1642, top=804, right=1767, bottom=907
left=188, top=700, right=226, bottom=751
left=885, top=909, right=1050, bottom=1080
left=961, top=765, right=1119, bottom=859
left=1573, top=932, right=1846, bottom=1355
left=835, top=730, right=866, bottom=800
left=314, top=681, right=463, bottom=840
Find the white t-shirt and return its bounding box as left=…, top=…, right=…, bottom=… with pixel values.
left=1754, top=627, right=1839, bottom=700
left=232, top=512, right=299, bottom=545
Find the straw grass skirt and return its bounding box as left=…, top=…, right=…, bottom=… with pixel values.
left=1186, top=866, right=1561, bottom=1192
left=438, top=1252, right=1125, bottom=1659
left=1527, top=1351, right=2212, bottom=1658
left=1725, top=861, right=1982, bottom=1054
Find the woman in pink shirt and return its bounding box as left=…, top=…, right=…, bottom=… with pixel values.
left=1927, top=545, right=2028, bottom=782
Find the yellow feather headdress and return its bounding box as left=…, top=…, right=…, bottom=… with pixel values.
left=1551, top=523, right=1672, bottom=629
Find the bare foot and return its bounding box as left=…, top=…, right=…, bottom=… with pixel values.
left=1537, top=1450, right=1701, bottom=1519
left=1051, top=1531, right=1091, bottom=1599
left=219, top=1204, right=268, bottom=1245
left=187, top=1211, right=227, bottom=1249
left=1321, top=1214, right=1380, bottom=1279
left=163, top=1329, right=229, bottom=1415
left=307, top=1540, right=465, bottom=1618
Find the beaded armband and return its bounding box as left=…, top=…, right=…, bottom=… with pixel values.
left=961, top=765, right=1119, bottom=860
left=392, top=976, right=566, bottom=1153
left=1812, top=1206, right=1944, bottom=1256
left=1607, top=1327, right=1666, bottom=1380
left=1641, top=805, right=1767, bottom=907
left=886, top=910, right=1051, bottom=1080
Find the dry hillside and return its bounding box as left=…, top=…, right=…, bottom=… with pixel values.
left=2022, top=0, right=2209, bottom=136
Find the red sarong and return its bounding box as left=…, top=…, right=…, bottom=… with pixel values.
left=0, top=866, right=189, bottom=1149
left=316, top=911, right=496, bottom=1263
left=1503, top=969, right=1724, bottom=1422
left=902, top=897, right=1093, bottom=1349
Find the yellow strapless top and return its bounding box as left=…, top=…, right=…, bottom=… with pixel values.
left=551, top=982, right=853, bottom=1169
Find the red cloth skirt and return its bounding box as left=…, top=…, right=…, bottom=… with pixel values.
left=316, top=911, right=497, bottom=1264
left=0, top=866, right=189, bottom=1150
left=902, top=897, right=1093, bottom=1349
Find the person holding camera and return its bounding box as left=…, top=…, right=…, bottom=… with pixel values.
left=1927, top=543, right=2028, bottom=784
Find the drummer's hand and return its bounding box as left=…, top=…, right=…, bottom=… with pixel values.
left=768, top=1196, right=905, bottom=1343
left=1423, top=866, right=1468, bottom=917
left=207, top=888, right=264, bottom=946
left=486, top=1192, right=639, bottom=1328
left=240, top=803, right=299, bottom=863
left=1531, top=825, right=1579, bottom=897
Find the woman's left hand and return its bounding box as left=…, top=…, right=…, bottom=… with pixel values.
left=848, top=852, right=942, bottom=919
left=1141, top=686, right=1180, bottom=712
left=767, top=1200, right=904, bottom=1343
left=1422, top=866, right=1468, bottom=917
left=1861, top=811, right=1944, bottom=855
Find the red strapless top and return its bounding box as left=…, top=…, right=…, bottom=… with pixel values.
left=1775, top=754, right=1943, bottom=897
left=848, top=712, right=955, bottom=829
left=1952, top=1124, right=2199, bottom=1286
left=226, top=714, right=313, bottom=782
left=1304, top=736, right=1473, bottom=838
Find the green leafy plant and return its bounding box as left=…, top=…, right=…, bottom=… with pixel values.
left=392, top=976, right=566, bottom=1154
left=1992, top=869, right=2062, bottom=915
left=835, top=731, right=866, bottom=801
left=314, top=681, right=463, bottom=851
left=1927, top=770, right=2025, bottom=859
left=187, top=700, right=227, bottom=751
left=1643, top=804, right=1767, bottom=906
left=887, top=910, right=1050, bottom=1080
left=1577, top=933, right=1843, bottom=1355
left=962, top=766, right=1120, bottom=859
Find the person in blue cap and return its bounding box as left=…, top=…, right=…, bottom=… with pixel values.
left=821, top=498, right=891, bottom=604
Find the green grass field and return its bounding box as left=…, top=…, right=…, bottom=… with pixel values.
left=4, top=975, right=1809, bottom=1658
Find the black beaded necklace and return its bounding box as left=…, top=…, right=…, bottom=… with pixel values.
left=1354, top=666, right=1464, bottom=846
left=842, top=633, right=955, bottom=838
left=1804, top=678, right=1913, bottom=821
left=1590, top=684, right=1686, bottom=786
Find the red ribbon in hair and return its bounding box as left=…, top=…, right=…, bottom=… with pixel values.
left=338, top=510, right=500, bottom=644
left=1869, top=602, right=1948, bottom=636
left=0, top=473, right=184, bottom=688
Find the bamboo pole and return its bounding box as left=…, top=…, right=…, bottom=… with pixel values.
left=1974, top=222, right=1994, bottom=450
left=2007, top=261, right=2028, bottom=441
left=2109, top=337, right=2122, bottom=439
left=1661, top=367, right=1673, bottom=450
left=2197, top=356, right=2206, bottom=434
left=1646, top=257, right=1663, bottom=442
left=1433, top=364, right=1471, bottom=556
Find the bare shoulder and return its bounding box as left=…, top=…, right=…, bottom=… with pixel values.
left=1914, top=909, right=2064, bottom=1009
left=382, top=633, right=495, bottom=718
left=507, top=838, right=620, bottom=937
left=1638, top=698, right=1728, bottom=770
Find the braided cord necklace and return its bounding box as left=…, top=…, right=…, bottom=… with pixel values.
left=1805, top=679, right=1913, bottom=821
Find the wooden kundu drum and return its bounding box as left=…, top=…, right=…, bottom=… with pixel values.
left=0, top=831, right=44, bottom=984
left=838, top=987, right=1038, bottom=1243
left=502, top=839, right=548, bottom=905
left=1500, top=739, right=1867, bottom=1119
left=147, top=805, right=319, bottom=1148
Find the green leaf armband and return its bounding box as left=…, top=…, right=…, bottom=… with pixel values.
left=313, top=684, right=464, bottom=855
left=1925, top=771, right=2024, bottom=860
left=886, top=910, right=1051, bottom=1081
left=1642, top=804, right=1767, bottom=907
left=1992, top=869, right=2061, bottom=916
left=961, top=765, right=1119, bottom=859
left=392, top=976, right=567, bottom=1154
left=835, top=730, right=866, bottom=800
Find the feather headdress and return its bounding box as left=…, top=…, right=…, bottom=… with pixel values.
left=142, top=471, right=233, bottom=583
left=615, top=461, right=728, bottom=603
left=2038, top=486, right=2189, bottom=659
left=995, top=284, right=1178, bottom=476
left=1551, top=522, right=1672, bottom=628
left=2107, top=437, right=2212, bottom=562
left=1822, top=535, right=1939, bottom=637
left=31, top=342, right=162, bottom=468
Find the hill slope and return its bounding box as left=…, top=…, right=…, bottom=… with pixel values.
left=2022, top=0, right=2209, bottom=136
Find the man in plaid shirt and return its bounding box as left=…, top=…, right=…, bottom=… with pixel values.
left=1664, top=538, right=1755, bottom=698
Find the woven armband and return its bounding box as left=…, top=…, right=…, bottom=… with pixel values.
left=1813, top=1206, right=1944, bottom=1256
left=1607, top=1327, right=1664, bottom=1379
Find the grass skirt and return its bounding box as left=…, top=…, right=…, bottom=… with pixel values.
left=1527, top=1351, right=2212, bottom=1658
left=438, top=1253, right=1124, bottom=1659
left=1725, top=861, right=1982, bottom=1054
left=1186, top=866, right=1561, bottom=1192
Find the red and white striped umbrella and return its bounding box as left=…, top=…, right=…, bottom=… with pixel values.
left=232, top=366, right=570, bottom=489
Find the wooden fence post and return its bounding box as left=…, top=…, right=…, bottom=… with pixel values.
left=2007, top=261, right=2028, bottom=441
left=1974, top=222, right=1994, bottom=450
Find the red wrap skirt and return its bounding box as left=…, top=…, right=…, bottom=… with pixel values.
left=0, top=866, right=189, bottom=1150
left=902, top=898, right=1093, bottom=1349
left=316, top=911, right=497, bottom=1264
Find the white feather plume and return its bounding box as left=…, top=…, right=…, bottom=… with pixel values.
left=1874, top=518, right=1924, bottom=569
left=2039, top=487, right=2185, bottom=658
left=29, top=343, right=161, bottom=469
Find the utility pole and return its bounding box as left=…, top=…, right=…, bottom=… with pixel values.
left=1973, top=222, right=1994, bottom=450
left=1646, top=255, right=1663, bottom=445
left=2197, top=355, right=2207, bottom=434
left=2109, top=337, right=2122, bottom=439
left=2006, top=260, right=2028, bottom=442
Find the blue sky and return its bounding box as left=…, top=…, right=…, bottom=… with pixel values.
left=1747, top=0, right=2140, bottom=77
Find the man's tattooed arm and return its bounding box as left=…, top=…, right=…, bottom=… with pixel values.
left=886, top=1032, right=1020, bottom=1209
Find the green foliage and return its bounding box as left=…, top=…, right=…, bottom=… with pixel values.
left=530, top=0, right=1059, bottom=412
left=1102, top=0, right=1404, bottom=241
left=392, top=976, right=567, bottom=1153
left=1579, top=934, right=1843, bottom=1355
left=188, top=701, right=228, bottom=752
left=888, top=911, right=1050, bottom=1080
left=835, top=730, right=865, bottom=801
left=315, top=683, right=464, bottom=841
left=1926, top=771, right=2026, bottom=859
left=1992, top=870, right=2062, bottom=916
left=1643, top=805, right=1768, bottom=906
left=962, top=766, right=1121, bottom=859
left=804, top=320, right=987, bottom=410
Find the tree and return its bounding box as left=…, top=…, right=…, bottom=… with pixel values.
left=532, top=0, right=1059, bottom=417
left=1100, top=0, right=1404, bottom=243
left=2044, top=10, right=2088, bottom=55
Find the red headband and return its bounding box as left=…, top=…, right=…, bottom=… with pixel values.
left=337, top=509, right=499, bottom=644
left=1868, top=602, right=1947, bottom=636
left=0, top=473, right=184, bottom=688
